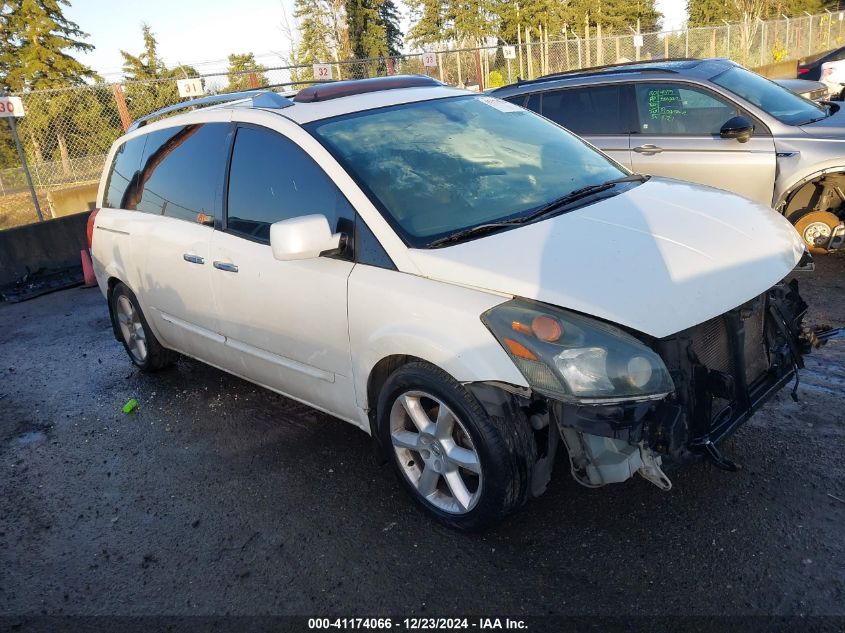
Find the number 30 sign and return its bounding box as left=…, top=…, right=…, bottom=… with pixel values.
left=0, top=96, right=24, bottom=118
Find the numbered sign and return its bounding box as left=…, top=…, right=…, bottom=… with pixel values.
left=633, top=34, right=644, bottom=48
left=313, top=63, right=333, bottom=80
left=502, top=46, right=516, bottom=60
left=422, top=52, right=438, bottom=68
left=0, top=96, right=24, bottom=117
left=177, top=78, right=205, bottom=98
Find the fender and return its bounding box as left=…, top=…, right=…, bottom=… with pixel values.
left=348, top=265, right=528, bottom=411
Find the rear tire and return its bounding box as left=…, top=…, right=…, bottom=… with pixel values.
left=377, top=361, right=535, bottom=531
left=109, top=282, right=177, bottom=372
left=794, top=210, right=841, bottom=254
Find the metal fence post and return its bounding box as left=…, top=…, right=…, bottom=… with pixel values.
left=7, top=116, right=44, bottom=222
left=807, top=13, right=813, bottom=55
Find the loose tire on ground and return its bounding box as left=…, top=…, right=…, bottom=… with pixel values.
left=109, top=282, right=177, bottom=372
left=376, top=360, right=535, bottom=531
left=793, top=210, right=841, bottom=254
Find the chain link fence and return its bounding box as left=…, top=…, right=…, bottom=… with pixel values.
left=2, top=10, right=843, bottom=228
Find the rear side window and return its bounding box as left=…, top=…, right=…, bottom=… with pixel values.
left=225, top=126, right=353, bottom=243
left=131, top=123, right=230, bottom=222
left=541, top=85, right=629, bottom=135
left=103, top=137, right=145, bottom=209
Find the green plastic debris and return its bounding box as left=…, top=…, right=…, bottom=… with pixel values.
left=123, top=398, right=138, bottom=414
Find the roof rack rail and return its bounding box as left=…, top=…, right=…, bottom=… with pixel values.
left=128, top=90, right=294, bottom=131
left=513, top=58, right=703, bottom=87
left=294, top=75, right=443, bottom=103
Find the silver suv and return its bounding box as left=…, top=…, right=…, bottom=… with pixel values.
left=491, top=58, right=845, bottom=253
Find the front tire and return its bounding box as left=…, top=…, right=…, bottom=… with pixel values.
left=377, top=361, right=535, bottom=531
left=109, top=282, right=177, bottom=372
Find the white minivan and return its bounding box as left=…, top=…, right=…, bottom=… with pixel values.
left=91, top=76, right=813, bottom=530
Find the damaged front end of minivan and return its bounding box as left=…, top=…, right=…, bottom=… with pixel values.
left=474, top=277, right=837, bottom=495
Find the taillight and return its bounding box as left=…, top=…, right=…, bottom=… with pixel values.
left=87, top=208, right=100, bottom=250
left=798, top=67, right=809, bottom=74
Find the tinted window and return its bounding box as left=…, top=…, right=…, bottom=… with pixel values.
left=131, top=123, right=230, bottom=222
left=103, top=137, right=145, bottom=209
left=226, top=126, right=354, bottom=243
left=503, top=95, right=526, bottom=107
left=525, top=93, right=541, bottom=114
left=541, top=85, right=629, bottom=135
left=711, top=66, right=827, bottom=125
left=634, top=83, right=739, bottom=135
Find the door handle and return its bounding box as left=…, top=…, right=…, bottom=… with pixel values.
left=183, top=253, right=204, bottom=265
left=213, top=261, right=239, bottom=273
left=633, top=144, right=664, bottom=155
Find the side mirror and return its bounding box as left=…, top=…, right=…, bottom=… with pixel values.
left=720, top=115, right=755, bottom=143
left=269, top=214, right=344, bottom=261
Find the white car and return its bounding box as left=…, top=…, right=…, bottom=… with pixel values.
left=821, top=60, right=845, bottom=100
left=90, top=76, right=813, bottom=530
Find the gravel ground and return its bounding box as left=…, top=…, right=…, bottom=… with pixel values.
left=0, top=253, right=843, bottom=618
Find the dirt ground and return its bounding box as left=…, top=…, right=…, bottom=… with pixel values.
left=0, top=253, right=843, bottom=619
left=0, top=191, right=48, bottom=230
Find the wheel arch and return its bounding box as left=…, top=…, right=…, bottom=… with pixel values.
left=776, top=166, right=845, bottom=220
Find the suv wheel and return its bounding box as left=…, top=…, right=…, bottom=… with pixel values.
left=377, top=361, right=535, bottom=531
left=110, top=282, right=177, bottom=372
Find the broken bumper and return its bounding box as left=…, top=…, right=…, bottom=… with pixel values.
left=550, top=279, right=811, bottom=487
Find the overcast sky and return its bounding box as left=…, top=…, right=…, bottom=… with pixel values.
left=65, top=0, right=690, bottom=80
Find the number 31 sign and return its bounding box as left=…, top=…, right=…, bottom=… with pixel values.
left=0, top=96, right=24, bottom=118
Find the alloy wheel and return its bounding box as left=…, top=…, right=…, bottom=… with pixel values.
left=389, top=390, right=482, bottom=514
left=116, top=295, right=148, bottom=363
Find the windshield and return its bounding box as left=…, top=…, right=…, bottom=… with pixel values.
left=711, top=66, right=827, bottom=125
left=306, top=95, right=626, bottom=247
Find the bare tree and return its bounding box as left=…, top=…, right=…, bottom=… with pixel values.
left=733, top=0, right=770, bottom=63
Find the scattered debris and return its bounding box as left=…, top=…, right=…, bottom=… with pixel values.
left=122, top=399, right=138, bottom=414
left=0, top=266, right=84, bottom=303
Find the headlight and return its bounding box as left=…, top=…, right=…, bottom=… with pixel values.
left=481, top=299, right=674, bottom=402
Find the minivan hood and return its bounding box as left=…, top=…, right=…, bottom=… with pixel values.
left=407, top=178, right=805, bottom=339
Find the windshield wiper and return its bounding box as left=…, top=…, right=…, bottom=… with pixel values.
left=427, top=174, right=648, bottom=248
left=516, top=174, right=648, bottom=225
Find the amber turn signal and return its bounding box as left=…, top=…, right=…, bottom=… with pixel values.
left=511, top=320, right=532, bottom=335
left=503, top=337, right=538, bottom=360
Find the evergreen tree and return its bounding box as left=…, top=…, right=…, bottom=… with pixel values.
left=347, top=0, right=388, bottom=59
left=0, top=0, right=96, bottom=92
left=225, top=53, right=269, bottom=91
left=379, top=0, right=404, bottom=56
left=0, top=0, right=107, bottom=173
left=120, top=24, right=198, bottom=117
left=293, top=0, right=335, bottom=65
left=688, top=0, right=741, bottom=27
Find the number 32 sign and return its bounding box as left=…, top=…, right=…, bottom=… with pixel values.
left=313, top=63, right=333, bottom=80
left=0, top=96, right=24, bottom=118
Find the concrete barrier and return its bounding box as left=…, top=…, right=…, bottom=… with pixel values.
left=47, top=182, right=98, bottom=218
left=752, top=59, right=799, bottom=79
left=0, top=211, right=89, bottom=287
